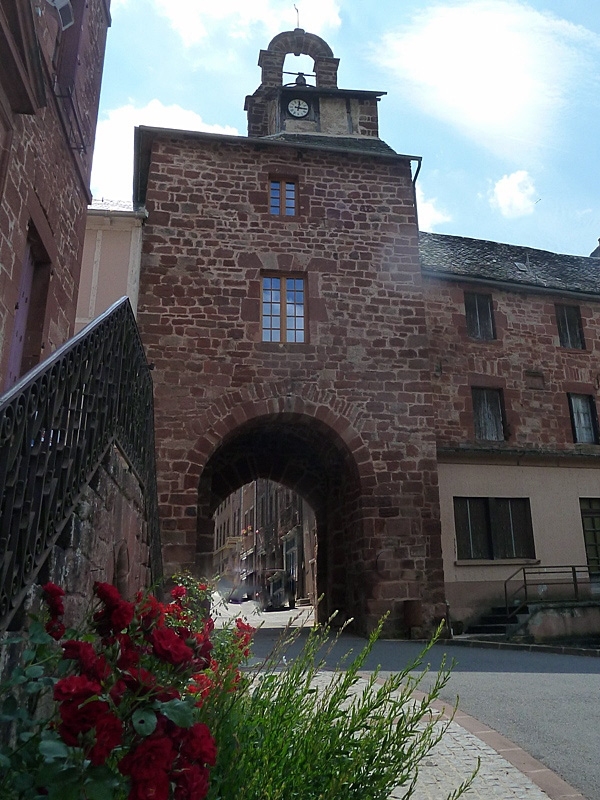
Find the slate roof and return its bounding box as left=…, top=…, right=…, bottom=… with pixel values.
left=420, top=231, right=600, bottom=296
left=262, top=133, right=399, bottom=157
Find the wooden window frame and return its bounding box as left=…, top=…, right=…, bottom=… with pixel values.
left=453, top=497, right=535, bottom=560
left=472, top=387, right=506, bottom=442
left=556, top=304, right=585, bottom=350
left=261, top=274, right=306, bottom=343
left=464, top=292, right=495, bottom=340
left=269, top=178, right=298, bottom=217
left=568, top=393, right=599, bottom=444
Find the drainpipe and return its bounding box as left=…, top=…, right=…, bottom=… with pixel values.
left=411, top=157, right=423, bottom=231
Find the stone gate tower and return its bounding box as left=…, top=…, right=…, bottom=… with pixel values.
left=134, top=29, right=445, bottom=635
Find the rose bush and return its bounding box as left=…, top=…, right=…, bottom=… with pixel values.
left=0, top=577, right=253, bottom=800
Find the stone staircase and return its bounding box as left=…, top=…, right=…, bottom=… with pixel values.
left=464, top=604, right=528, bottom=638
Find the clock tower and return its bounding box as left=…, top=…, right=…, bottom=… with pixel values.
left=244, top=28, right=385, bottom=141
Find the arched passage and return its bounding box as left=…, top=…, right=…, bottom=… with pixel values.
left=195, top=412, right=367, bottom=625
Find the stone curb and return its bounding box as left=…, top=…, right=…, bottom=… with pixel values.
left=430, top=636, right=600, bottom=658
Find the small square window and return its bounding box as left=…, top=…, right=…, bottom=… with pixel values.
left=454, top=497, right=535, bottom=560
left=568, top=393, right=599, bottom=444
left=472, top=387, right=506, bottom=441
left=556, top=304, right=585, bottom=349
left=270, top=179, right=297, bottom=216
left=261, top=275, right=305, bottom=342
left=464, top=292, right=495, bottom=340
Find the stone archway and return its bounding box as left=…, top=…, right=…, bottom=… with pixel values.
left=171, top=390, right=376, bottom=629
left=195, top=411, right=366, bottom=625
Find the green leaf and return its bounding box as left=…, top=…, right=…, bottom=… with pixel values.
left=0, top=752, right=10, bottom=768
left=2, top=694, right=18, bottom=716
left=22, top=648, right=36, bottom=662
left=25, top=665, right=45, bottom=679
left=13, top=772, right=35, bottom=790
left=48, top=782, right=83, bottom=800
left=39, top=739, right=70, bottom=760
left=132, top=708, right=157, bottom=736
left=156, top=698, right=194, bottom=728
left=25, top=681, right=43, bottom=695
left=84, top=769, right=122, bottom=800
left=29, top=622, right=52, bottom=645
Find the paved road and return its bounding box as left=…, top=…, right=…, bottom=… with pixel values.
left=357, top=638, right=600, bottom=800
left=218, top=600, right=600, bottom=800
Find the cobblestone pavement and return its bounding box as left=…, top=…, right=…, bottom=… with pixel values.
left=214, top=598, right=586, bottom=800
left=392, top=717, right=549, bottom=800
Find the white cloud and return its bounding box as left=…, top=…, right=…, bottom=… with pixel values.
left=489, top=170, right=537, bottom=217
left=151, top=0, right=341, bottom=48
left=416, top=185, right=451, bottom=230
left=90, top=100, right=238, bottom=202
left=374, top=1, right=599, bottom=161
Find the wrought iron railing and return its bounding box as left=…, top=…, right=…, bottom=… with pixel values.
left=0, top=298, right=162, bottom=632
left=504, top=564, right=594, bottom=620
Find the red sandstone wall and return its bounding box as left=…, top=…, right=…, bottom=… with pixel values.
left=0, top=0, right=110, bottom=386
left=137, top=133, right=445, bottom=633
left=423, top=276, right=600, bottom=449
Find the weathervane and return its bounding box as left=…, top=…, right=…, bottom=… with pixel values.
left=294, top=4, right=300, bottom=28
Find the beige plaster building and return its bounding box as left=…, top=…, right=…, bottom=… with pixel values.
left=76, top=200, right=146, bottom=332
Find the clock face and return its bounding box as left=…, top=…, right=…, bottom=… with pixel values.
left=287, top=98, right=309, bottom=118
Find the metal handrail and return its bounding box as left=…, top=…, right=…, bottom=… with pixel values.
left=504, top=564, right=592, bottom=620
left=0, top=298, right=162, bottom=632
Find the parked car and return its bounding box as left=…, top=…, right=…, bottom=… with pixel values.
left=256, top=569, right=295, bottom=611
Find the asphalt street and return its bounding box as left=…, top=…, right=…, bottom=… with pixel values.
left=218, top=599, right=600, bottom=800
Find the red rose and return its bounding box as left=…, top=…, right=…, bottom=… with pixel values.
left=58, top=699, right=109, bottom=744
left=189, top=673, right=213, bottom=704
left=94, top=582, right=123, bottom=607
left=128, top=774, right=170, bottom=800
left=110, top=600, right=135, bottom=631
left=116, top=633, right=140, bottom=669
left=170, top=586, right=187, bottom=601
left=45, top=619, right=66, bottom=641
left=42, top=583, right=65, bottom=617
left=135, top=594, right=165, bottom=629
left=192, top=631, right=213, bottom=666
left=62, top=640, right=96, bottom=670
left=122, top=667, right=157, bottom=694
left=109, top=678, right=128, bottom=706
left=89, top=712, right=123, bottom=766
left=149, top=627, right=194, bottom=666
left=54, top=674, right=101, bottom=703
left=174, top=764, right=210, bottom=800
left=180, top=723, right=217, bottom=766
left=119, top=736, right=175, bottom=780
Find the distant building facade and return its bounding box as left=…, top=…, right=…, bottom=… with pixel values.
left=0, top=0, right=111, bottom=388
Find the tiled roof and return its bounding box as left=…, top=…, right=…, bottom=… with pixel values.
left=420, top=231, right=600, bottom=296
left=262, top=133, right=399, bottom=157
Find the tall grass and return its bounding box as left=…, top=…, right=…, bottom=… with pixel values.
left=206, top=616, right=477, bottom=800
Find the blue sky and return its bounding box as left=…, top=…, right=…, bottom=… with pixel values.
left=91, top=0, right=600, bottom=257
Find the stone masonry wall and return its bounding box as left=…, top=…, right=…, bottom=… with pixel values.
left=137, top=133, right=445, bottom=633
left=48, top=444, right=151, bottom=627
left=423, top=276, right=600, bottom=450
left=0, top=444, right=150, bottom=683
left=0, top=0, right=110, bottom=385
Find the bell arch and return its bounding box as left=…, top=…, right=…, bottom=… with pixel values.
left=258, top=27, right=339, bottom=89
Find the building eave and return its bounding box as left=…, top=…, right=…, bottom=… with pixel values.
left=133, top=125, right=420, bottom=206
